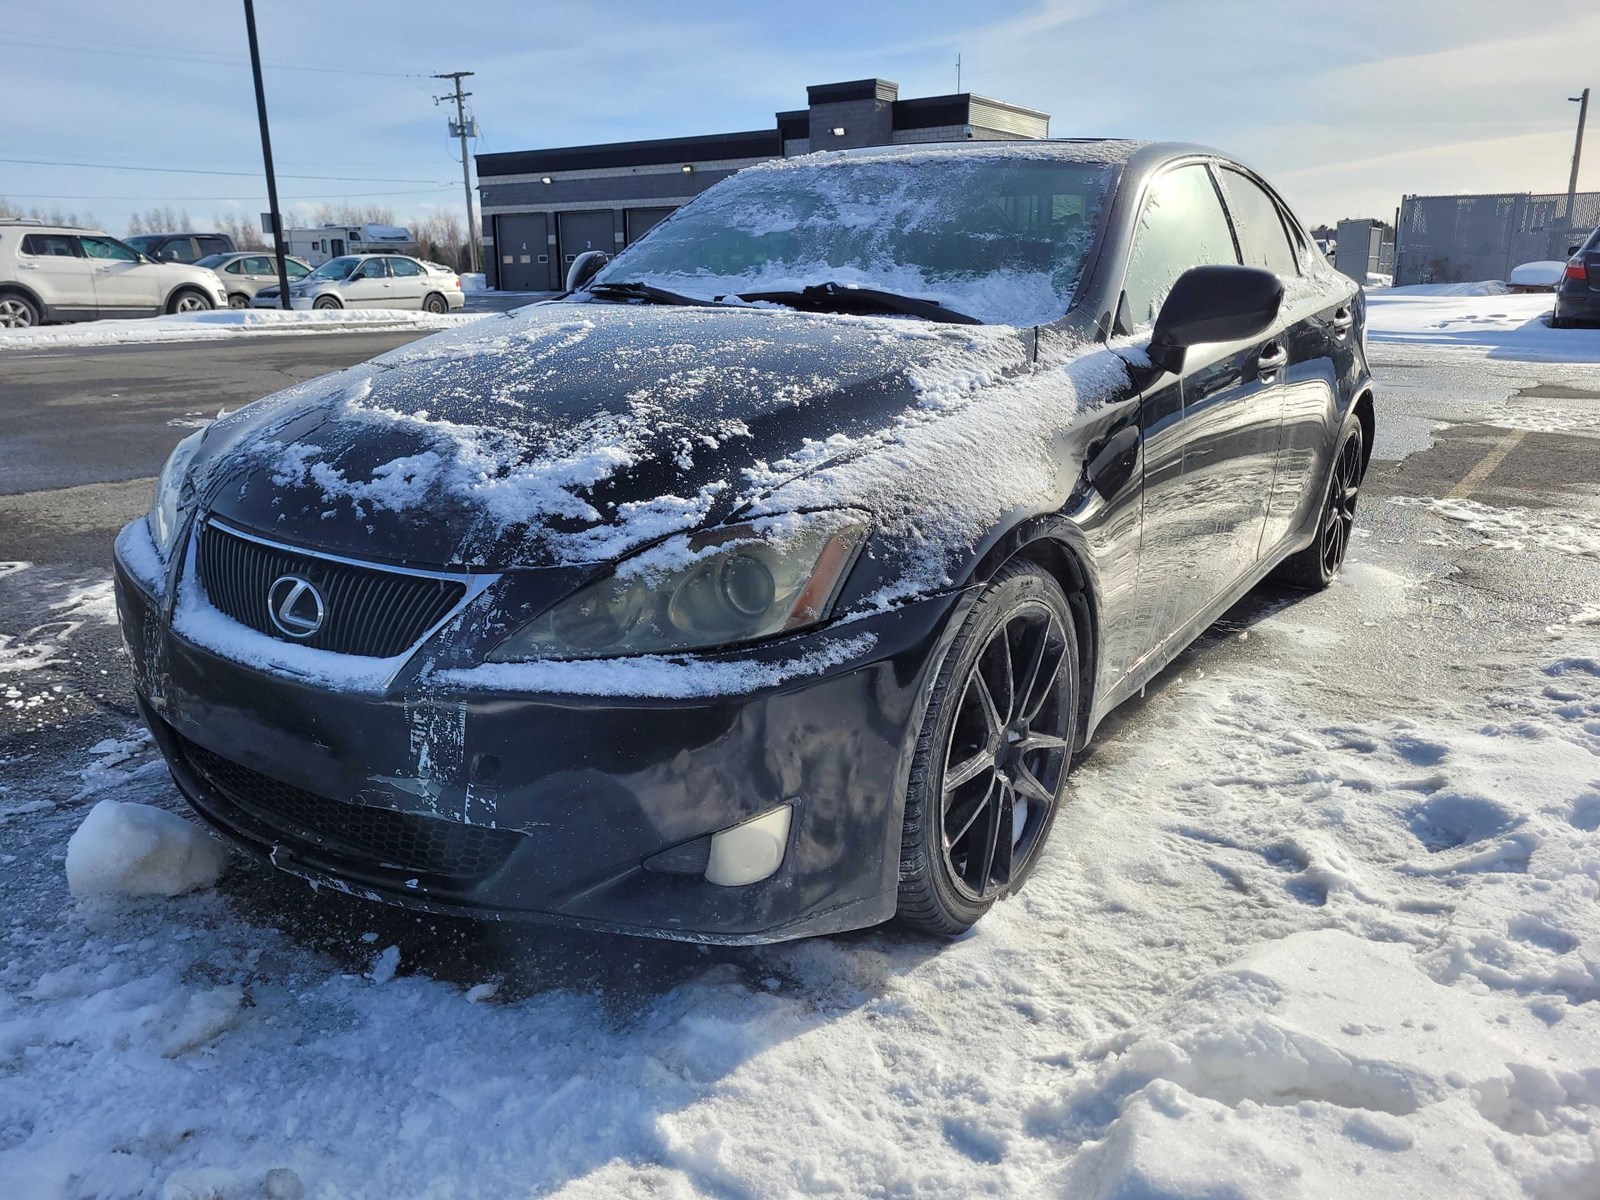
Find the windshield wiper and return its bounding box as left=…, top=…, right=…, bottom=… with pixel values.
left=586, top=280, right=717, bottom=307
left=735, top=281, right=982, bottom=325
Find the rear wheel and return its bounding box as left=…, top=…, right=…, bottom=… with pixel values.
left=0, top=291, right=41, bottom=329
left=313, top=296, right=342, bottom=310
left=897, top=561, right=1079, bottom=936
left=1274, top=418, right=1364, bottom=590
left=423, top=291, right=448, bottom=314
left=167, top=288, right=213, bottom=314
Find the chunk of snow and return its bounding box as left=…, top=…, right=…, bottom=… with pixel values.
left=65, top=800, right=228, bottom=898
left=368, top=945, right=401, bottom=984
left=1508, top=260, right=1565, bottom=287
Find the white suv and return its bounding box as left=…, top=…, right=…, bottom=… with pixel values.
left=0, top=220, right=229, bottom=328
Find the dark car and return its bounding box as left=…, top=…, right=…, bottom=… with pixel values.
left=114, top=141, right=1373, bottom=943
left=1553, top=225, right=1600, bottom=326
left=125, top=232, right=237, bottom=264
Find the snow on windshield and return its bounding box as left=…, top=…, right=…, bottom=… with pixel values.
left=594, top=149, right=1116, bottom=327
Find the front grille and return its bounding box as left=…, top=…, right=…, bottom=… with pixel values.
left=179, top=734, right=522, bottom=879
left=195, top=521, right=465, bottom=658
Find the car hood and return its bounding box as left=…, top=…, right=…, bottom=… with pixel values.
left=193, top=300, right=1037, bottom=569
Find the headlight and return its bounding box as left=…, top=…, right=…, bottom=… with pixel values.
left=488, top=510, right=869, bottom=661
left=148, top=430, right=205, bottom=558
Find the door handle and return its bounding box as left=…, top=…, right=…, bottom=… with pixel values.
left=1331, top=306, right=1353, bottom=337
left=17, top=262, right=36, bottom=270
left=1256, top=342, right=1288, bottom=381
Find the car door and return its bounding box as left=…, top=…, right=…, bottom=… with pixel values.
left=14, top=233, right=97, bottom=317
left=1115, top=162, right=1282, bottom=659
left=385, top=257, right=427, bottom=308
left=1218, top=167, right=1357, bottom=556
left=80, top=235, right=164, bottom=316
left=341, top=258, right=391, bottom=307
left=239, top=255, right=277, bottom=297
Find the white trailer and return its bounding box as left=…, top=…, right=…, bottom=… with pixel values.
left=283, top=223, right=415, bottom=267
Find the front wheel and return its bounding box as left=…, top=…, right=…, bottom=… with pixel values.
left=897, top=561, right=1079, bottom=937
left=422, top=292, right=448, bottom=314
left=0, top=291, right=41, bottom=329
left=313, top=296, right=342, bottom=310
left=167, top=288, right=214, bottom=314
left=1274, top=417, right=1365, bottom=590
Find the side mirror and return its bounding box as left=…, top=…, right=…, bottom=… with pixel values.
left=566, top=250, right=610, bottom=293
left=1148, top=264, right=1284, bottom=374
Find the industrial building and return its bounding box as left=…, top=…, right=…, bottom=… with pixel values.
left=475, top=78, right=1050, bottom=291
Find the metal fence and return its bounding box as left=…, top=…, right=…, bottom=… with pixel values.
left=1333, top=218, right=1395, bottom=281
left=1395, top=191, right=1600, bottom=285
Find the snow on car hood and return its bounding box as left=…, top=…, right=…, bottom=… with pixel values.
left=191, top=302, right=1037, bottom=567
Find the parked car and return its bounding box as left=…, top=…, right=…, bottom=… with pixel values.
left=116, top=140, right=1372, bottom=943
left=125, top=232, right=237, bottom=264
left=1552, top=226, right=1600, bottom=326
left=196, top=251, right=314, bottom=308
left=251, top=253, right=464, bottom=312
left=0, top=220, right=228, bottom=327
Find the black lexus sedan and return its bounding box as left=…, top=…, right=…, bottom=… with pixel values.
left=114, top=140, right=1373, bottom=942
left=1553, top=224, right=1600, bottom=326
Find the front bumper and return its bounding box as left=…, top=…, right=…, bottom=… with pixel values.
left=251, top=294, right=315, bottom=311
left=114, top=520, right=964, bottom=943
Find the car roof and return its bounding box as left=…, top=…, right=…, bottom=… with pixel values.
left=780, top=137, right=1237, bottom=175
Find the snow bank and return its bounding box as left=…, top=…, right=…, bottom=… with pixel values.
left=1367, top=292, right=1600, bottom=362
left=0, top=308, right=484, bottom=351
left=460, top=272, right=487, bottom=292
left=1384, top=280, right=1508, bottom=297
left=65, top=800, right=228, bottom=898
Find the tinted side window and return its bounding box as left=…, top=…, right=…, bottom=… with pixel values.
left=21, top=234, right=82, bottom=257
left=197, top=237, right=231, bottom=257
left=355, top=259, right=387, bottom=279
left=389, top=258, right=422, bottom=277
left=1122, top=164, right=1239, bottom=327
left=287, top=260, right=310, bottom=279
left=158, top=238, right=198, bottom=262
left=1220, top=169, right=1300, bottom=277
left=244, top=256, right=273, bottom=274
left=80, top=236, right=140, bottom=262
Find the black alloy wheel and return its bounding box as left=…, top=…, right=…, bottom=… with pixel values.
left=1275, top=419, right=1365, bottom=591
left=898, top=561, right=1079, bottom=935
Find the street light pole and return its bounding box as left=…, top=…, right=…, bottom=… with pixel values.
left=242, top=0, right=291, bottom=310
left=434, top=71, right=480, bottom=275
left=1568, top=87, right=1590, bottom=237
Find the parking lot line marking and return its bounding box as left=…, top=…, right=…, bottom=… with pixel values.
left=1446, top=429, right=1527, bottom=499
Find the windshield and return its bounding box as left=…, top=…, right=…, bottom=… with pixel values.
left=592, top=153, right=1114, bottom=326
left=194, top=253, right=230, bottom=269
left=308, top=256, right=361, bottom=281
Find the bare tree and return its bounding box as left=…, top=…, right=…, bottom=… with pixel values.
left=0, top=198, right=99, bottom=228
left=125, top=206, right=194, bottom=236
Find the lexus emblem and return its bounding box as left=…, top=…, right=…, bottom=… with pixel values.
left=267, top=574, right=326, bottom=638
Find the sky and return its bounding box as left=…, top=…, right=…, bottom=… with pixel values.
left=2, top=0, right=1596, bottom=236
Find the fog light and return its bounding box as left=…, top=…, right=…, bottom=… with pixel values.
left=704, top=804, right=793, bottom=886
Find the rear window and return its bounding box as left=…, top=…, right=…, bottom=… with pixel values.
left=21, top=234, right=81, bottom=258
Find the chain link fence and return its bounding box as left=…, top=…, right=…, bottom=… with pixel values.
left=1395, top=191, right=1600, bottom=285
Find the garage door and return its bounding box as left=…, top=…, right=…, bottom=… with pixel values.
left=558, top=211, right=617, bottom=278
left=625, top=207, right=677, bottom=246
left=496, top=213, right=552, bottom=291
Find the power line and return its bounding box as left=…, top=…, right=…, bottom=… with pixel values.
left=6, top=30, right=423, bottom=79
left=0, top=156, right=452, bottom=185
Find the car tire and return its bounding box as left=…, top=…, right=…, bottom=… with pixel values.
left=228, top=294, right=251, bottom=310
left=423, top=292, right=449, bottom=314
left=1550, top=312, right=1568, bottom=329
left=313, top=296, right=342, bottom=310
left=167, top=288, right=214, bottom=315
left=0, top=290, right=42, bottom=329
left=1273, top=416, right=1365, bottom=591
left=897, top=560, right=1079, bottom=937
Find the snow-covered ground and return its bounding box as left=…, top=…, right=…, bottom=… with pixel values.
left=2, top=298, right=1599, bottom=1198
left=0, top=309, right=485, bottom=352
left=1368, top=290, right=1600, bottom=362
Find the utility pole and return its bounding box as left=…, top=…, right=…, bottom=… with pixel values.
left=243, top=0, right=292, bottom=309
left=434, top=71, right=480, bottom=275
left=1568, top=88, right=1590, bottom=238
